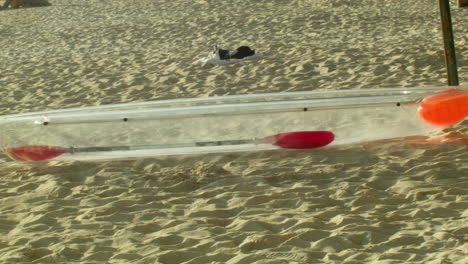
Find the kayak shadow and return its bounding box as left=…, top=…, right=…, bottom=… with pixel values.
left=367, top=131, right=468, bottom=148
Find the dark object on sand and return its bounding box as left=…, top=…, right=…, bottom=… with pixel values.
left=197, top=45, right=261, bottom=65
left=2, top=0, right=50, bottom=9
left=218, top=46, right=256, bottom=60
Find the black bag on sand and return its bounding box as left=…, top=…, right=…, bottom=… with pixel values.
left=230, top=46, right=255, bottom=59
left=218, top=46, right=255, bottom=60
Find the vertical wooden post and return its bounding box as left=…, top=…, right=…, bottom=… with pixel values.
left=459, top=0, right=468, bottom=8
left=439, top=0, right=459, bottom=86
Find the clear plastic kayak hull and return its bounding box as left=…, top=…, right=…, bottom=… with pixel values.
left=0, top=86, right=466, bottom=162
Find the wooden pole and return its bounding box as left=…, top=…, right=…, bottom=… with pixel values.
left=438, top=0, right=459, bottom=86
left=459, top=0, right=468, bottom=8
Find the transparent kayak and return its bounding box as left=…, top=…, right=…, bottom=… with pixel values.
left=0, top=86, right=467, bottom=162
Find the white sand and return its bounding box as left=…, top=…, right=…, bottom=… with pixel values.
left=0, top=0, right=467, bottom=263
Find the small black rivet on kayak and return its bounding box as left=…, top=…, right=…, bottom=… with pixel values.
left=303, top=108, right=308, bottom=111
left=396, top=102, right=401, bottom=107
left=43, top=122, right=49, bottom=126
left=123, top=118, right=128, bottom=122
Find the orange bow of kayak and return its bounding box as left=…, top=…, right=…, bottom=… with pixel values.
left=417, top=89, right=468, bottom=127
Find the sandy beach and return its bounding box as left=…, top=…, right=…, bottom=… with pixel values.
left=0, top=0, right=467, bottom=263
